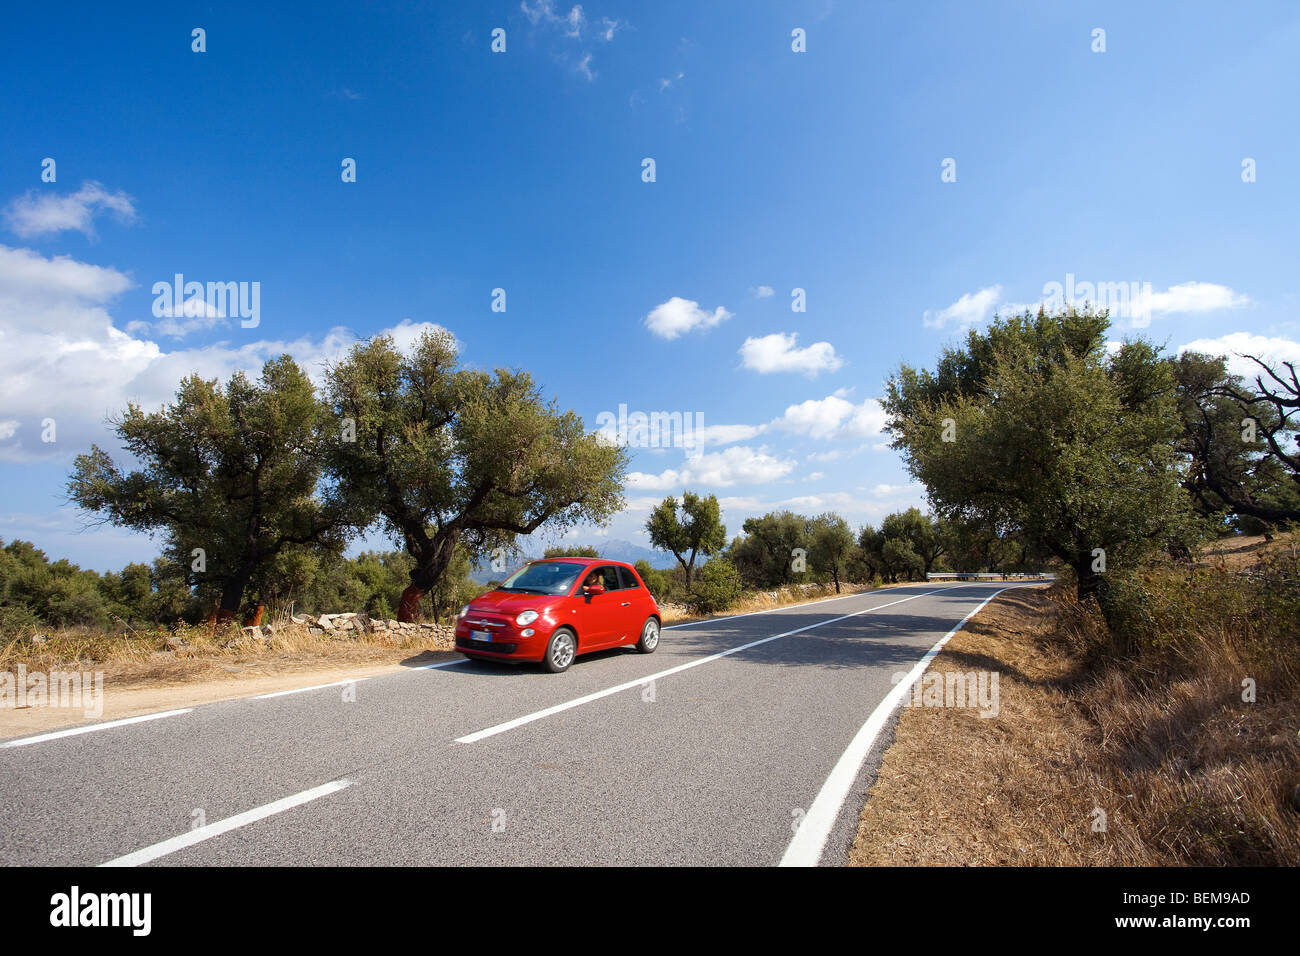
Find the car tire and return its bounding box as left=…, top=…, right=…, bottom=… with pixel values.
left=636, top=617, right=660, bottom=654
left=543, top=627, right=577, bottom=673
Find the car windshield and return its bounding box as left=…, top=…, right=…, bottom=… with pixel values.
left=498, top=561, right=587, bottom=596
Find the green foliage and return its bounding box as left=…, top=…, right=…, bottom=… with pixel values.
left=67, top=356, right=356, bottom=619
left=883, top=307, right=1198, bottom=621
left=0, top=539, right=206, bottom=635
left=0, top=539, right=108, bottom=629
left=689, top=558, right=743, bottom=614
left=645, top=491, right=726, bottom=586
left=808, top=512, right=856, bottom=592
left=324, top=330, right=627, bottom=608
left=731, top=511, right=811, bottom=588
left=1172, top=351, right=1300, bottom=530
left=881, top=536, right=924, bottom=581
left=1069, top=545, right=1300, bottom=663
left=633, top=559, right=682, bottom=604
left=881, top=508, right=949, bottom=576
left=857, top=510, right=959, bottom=582
left=543, top=545, right=600, bottom=558
left=943, top=517, right=1041, bottom=573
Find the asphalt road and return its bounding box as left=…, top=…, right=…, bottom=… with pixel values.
left=0, top=582, right=1035, bottom=867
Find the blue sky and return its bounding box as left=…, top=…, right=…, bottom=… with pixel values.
left=2, top=1, right=1299, bottom=571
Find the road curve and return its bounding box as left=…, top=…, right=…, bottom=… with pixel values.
left=0, top=582, right=1036, bottom=867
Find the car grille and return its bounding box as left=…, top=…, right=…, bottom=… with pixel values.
left=458, top=636, right=518, bottom=654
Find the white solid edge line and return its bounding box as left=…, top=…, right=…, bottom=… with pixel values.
left=0, top=708, right=194, bottom=749
left=99, top=778, right=353, bottom=867
left=778, top=585, right=1027, bottom=868
left=411, top=658, right=472, bottom=670
left=455, top=583, right=983, bottom=745
left=254, top=678, right=370, bottom=699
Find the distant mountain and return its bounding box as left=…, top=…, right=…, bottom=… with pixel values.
left=469, top=538, right=678, bottom=584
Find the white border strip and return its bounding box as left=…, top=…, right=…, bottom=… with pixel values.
left=778, top=585, right=1023, bottom=867
left=456, top=585, right=972, bottom=745
left=99, top=778, right=353, bottom=867
left=0, top=708, right=194, bottom=749
left=411, top=658, right=472, bottom=671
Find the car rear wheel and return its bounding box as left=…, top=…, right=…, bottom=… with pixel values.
left=636, top=617, right=660, bottom=654
left=543, top=628, right=577, bottom=673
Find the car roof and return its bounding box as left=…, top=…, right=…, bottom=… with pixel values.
left=530, top=557, right=630, bottom=568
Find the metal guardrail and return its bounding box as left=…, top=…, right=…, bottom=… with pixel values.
left=926, top=572, right=1056, bottom=580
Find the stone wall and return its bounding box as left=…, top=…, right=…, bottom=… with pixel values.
left=238, top=612, right=456, bottom=643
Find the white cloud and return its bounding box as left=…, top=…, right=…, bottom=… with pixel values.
left=867, top=482, right=917, bottom=497
left=519, top=1, right=618, bottom=78
left=678, top=392, right=887, bottom=453
left=739, top=332, right=842, bottom=376
left=4, top=182, right=136, bottom=240
left=127, top=295, right=231, bottom=339
left=694, top=422, right=765, bottom=446
left=928, top=280, right=1250, bottom=332
left=1136, top=281, right=1249, bottom=317
left=644, top=296, right=732, bottom=340
left=627, top=445, right=796, bottom=490
left=0, top=243, right=449, bottom=463
left=807, top=448, right=845, bottom=462
left=770, top=393, right=885, bottom=441
left=751, top=285, right=774, bottom=298
left=923, top=285, right=1003, bottom=330
left=1178, top=332, right=1300, bottom=381
left=0, top=244, right=132, bottom=301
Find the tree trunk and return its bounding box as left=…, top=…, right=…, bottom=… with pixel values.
left=833, top=568, right=841, bottom=593
left=397, top=584, right=425, bottom=623
left=1074, top=559, right=1117, bottom=628
left=213, top=574, right=250, bottom=627
left=399, top=535, right=459, bottom=622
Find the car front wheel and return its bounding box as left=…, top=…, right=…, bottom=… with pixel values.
left=636, top=617, right=660, bottom=654
left=544, top=628, right=577, bottom=672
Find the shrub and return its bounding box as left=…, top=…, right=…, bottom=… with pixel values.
left=0, top=603, right=42, bottom=638
left=689, top=559, right=743, bottom=614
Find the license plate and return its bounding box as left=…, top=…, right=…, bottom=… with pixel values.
left=472, top=630, right=492, bottom=642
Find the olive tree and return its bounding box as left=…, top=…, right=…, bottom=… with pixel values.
left=883, top=308, right=1196, bottom=622
left=68, top=356, right=355, bottom=624
left=324, top=330, right=628, bottom=621
left=645, top=491, right=727, bottom=588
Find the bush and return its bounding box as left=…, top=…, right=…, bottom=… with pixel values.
left=635, top=560, right=685, bottom=604
left=0, top=603, right=42, bottom=638
left=689, top=559, right=743, bottom=614
left=1059, top=542, right=1300, bottom=671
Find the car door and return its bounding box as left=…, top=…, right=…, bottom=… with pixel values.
left=614, top=565, right=647, bottom=643
left=579, top=565, right=624, bottom=649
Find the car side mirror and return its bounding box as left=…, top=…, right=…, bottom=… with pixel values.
left=586, top=583, right=606, bottom=596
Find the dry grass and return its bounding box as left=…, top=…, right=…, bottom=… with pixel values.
left=0, top=621, right=454, bottom=692
left=849, top=563, right=1300, bottom=866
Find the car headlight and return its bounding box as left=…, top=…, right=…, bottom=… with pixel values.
left=515, top=610, right=539, bottom=626
left=458, top=605, right=470, bottom=619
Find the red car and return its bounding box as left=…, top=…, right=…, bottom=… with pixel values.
left=455, top=558, right=662, bottom=672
